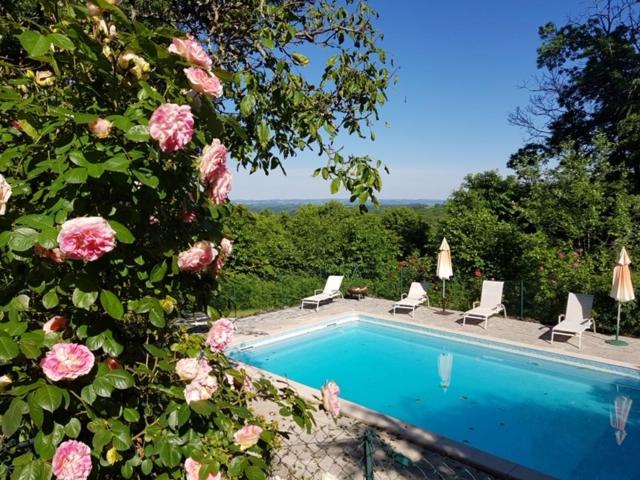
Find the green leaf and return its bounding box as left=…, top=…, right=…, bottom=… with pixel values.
left=240, top=93, right=256, bottom=117
left=330, top=177, right=341, bottom=194
left=48, top=33, right=74, bottom=51
left=149, top=261, right=167, bottom=283
left=28, top=395, right=44, bottom=428
left=292, top=53, right=310, bottom=66
left=17, top=31, right=51, bottom=57
left=72, top=288, right=98, bottom=309
left=81, top=385, right=97, bottom=404
left=121, top=464, right=134, bottom=479
left=148, top=306, right=165, bottom=328
left=15, top=214, right=54, bottom=229
left=141, top=459, right=153, bottom=475
left=0, top=334, right=19, bottom=361
left=35, top=431, right=55, bottom=459
left=125, top=125, right=150, bottom=142
left=104, top=155, right=130, bottom=173
left=2, top=398, right=27, bottom=436
left=158, top=440, right=181, bottom=467
left=109, top=220, right=135, bottom=244
left=73, top=113, right=98, bottom=124
left=65, top=167, right=88, bottom=184
left=123, top=407, right=140, bottom=422
left=246, top=466, right=267, bottom=480
left=9, top=227, right=39, bottom=252
left=19, top=331, right=45, bottom=359
left=65, top=418, right=82, bottom=438
left=33, top=384, right=63, bottom=413
left=101, top=369, right=134, bottom=390
left=12, top=460, right=51, bottom=480
left=92, top=429, right=112, bottom=452
left=212, top=68, right=233, bottom=82
left=228, top=456, right=248, bottom=477
left=257, top=122, right=270, bottom=148
left=100, top=290, right=124, bottom=319
left=132, top=170, right=159, bottom=189
left=42, top=289, right=59, bottom=309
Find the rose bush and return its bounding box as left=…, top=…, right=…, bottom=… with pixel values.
left=0, top=2, right=319, bottom=479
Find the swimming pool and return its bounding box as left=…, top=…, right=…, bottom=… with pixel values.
left=230, top=315, right=640, bottom=480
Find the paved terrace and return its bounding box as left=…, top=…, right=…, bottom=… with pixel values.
left=234, top=296, right=640, bottom=366
left=232, top=297, right=640, bottom=480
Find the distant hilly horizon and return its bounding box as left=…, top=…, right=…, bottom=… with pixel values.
left=235, top=198, right=445, bottom=212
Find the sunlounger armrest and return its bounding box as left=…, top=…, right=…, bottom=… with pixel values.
left=314, top=289, right=323, bottom=294
left=558, top=313, right=565, bottom=324
left=473, top=300, right=480, bottom=308
left=401, top=293, right=408, bottom=299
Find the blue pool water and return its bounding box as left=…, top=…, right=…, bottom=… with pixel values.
left=230, top=317, right=640, bottom=479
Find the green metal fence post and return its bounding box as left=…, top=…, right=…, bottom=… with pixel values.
left=520, top=279, right=524, bottom=320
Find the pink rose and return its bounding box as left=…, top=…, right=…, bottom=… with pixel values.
left=184, top=68, right=223, bottom=98
left=212, top=238, right=233, bottom=275
left=198, top=139, right=228, bottom=184
left=88, top=118, right=112, bottom=139
left=168, top=36, right=212, bottom=69
left=321, top=380, right=340, bottom=417
left=57, top=217, right=116, bottom=262
left=43, top=316, right=67, bottom=334
left=219, top=238, right=233, bottom=257
left=233, top=425, right=262, bottom=451
left=184, top=375, right=218, bottom=404
left=41, top=343, right=95, bottom=381
left=176, top=357, right=212, bottom=382
left=149, top=103, right=194, bottom=153
left=206, top=168, right=232, bottom=205
left=148, top=215, right=159, bottom=225
left=178, top=240, right=217, bottom=272
left=0, top=174, right=11, bottom=215
left=52, top=440, right=92, bottom=480
left=184, top=458, right=222, bottom=480
left=206, top=318, right=234, bottom=352
left=182, top=210, right=196, bottom=223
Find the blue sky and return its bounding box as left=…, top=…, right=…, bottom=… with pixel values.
left=231, top=0, right=587, bottom=200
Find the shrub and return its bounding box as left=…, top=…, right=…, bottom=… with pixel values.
left=0, top=3, right=316, bottom=479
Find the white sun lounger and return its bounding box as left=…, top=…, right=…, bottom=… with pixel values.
left=392, top=282, right=429, bottom=317
left=462, top=280, right=506, bottom=329
left=300, top=275, right=344, bottom=311
left=551, top=293, right=595, bottom=350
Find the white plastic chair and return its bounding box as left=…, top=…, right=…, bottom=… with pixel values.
left=300, top=275, right=344, bottom=311
left=551, top=293, right=595, bottom=350
left=462, top=280, right=506, bottom=329
left=392, top=282, right=430, bottom=317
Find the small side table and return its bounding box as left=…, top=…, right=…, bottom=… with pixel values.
left=348, top=286, right=368, bottom=300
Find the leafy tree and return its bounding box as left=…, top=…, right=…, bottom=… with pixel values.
left=378, top=207, right=430, bottom=256
left=510, top=0, right=640, bottom=191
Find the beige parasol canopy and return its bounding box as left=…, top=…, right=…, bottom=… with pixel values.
left=437, top=238, right=453, bottom=280
left=607, top=247, right=635, bottom=345
left=611, top=247, right=635, bottom=302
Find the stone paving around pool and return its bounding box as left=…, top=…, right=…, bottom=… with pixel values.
left=231, top=297, right=640, bottom=480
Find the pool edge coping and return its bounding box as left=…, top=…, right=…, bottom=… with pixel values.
left=238, top=362, right=555, bottom=480
left=232, top=309, right=640, bottom=375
